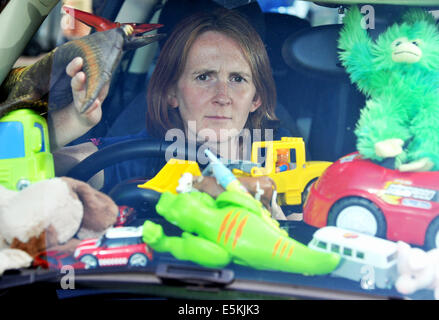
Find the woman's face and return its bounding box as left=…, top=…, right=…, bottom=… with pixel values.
left=168, top=31, right=261, bottom=144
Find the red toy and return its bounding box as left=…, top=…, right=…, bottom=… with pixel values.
left=303, top=152, right=439, bottom=249
left=115, top=205, right=136, bottom=227
left=74, top=226, right=153, bottom=269
left=33, top=250, right=85, bottom=270
left=62, top=5, right=163, bottom=34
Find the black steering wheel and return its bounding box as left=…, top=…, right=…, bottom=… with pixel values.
left=65, top=138, right=198, bottom=217
left=66, top=138, right=172, bottom=182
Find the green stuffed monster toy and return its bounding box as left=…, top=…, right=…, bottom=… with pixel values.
left=338, top=6, right=439, bottom=171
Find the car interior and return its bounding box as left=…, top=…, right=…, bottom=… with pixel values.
left=66, top=0, right=411, bottom=164
left=2, top=0, right=439, bottom=302
left=66, top=0, right=339, bottom=159
left=59, top=0, right=364, bottom=198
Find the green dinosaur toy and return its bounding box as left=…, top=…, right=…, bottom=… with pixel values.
left=338, top=6, right=439, bottom=171
left=143, top=190, right=340, bottom=275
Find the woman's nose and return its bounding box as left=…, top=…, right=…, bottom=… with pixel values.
left=213, top=81, right=231, bottom=106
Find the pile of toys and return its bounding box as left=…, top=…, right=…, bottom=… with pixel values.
left=2, top=3, right=439, bottom=301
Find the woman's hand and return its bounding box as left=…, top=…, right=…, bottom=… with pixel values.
left=48, top=57, right=110, bottom=150
left=66, top=57, right=109, bottom=127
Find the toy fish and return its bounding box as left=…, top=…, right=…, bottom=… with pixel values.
left=0, top=23, right=163, bottom=119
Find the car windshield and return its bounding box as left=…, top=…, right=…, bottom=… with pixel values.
left=1, top=0, right=439, bottom=305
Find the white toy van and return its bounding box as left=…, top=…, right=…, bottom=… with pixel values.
left=308, top=226, right=398, bottom=289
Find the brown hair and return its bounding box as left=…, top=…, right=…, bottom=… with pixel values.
left=146, top=8, right=277, bottom=138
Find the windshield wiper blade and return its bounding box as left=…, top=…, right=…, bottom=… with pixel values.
left=0, top=268, right=60, bottom=290
left=156, top=264, right=235, bottom=287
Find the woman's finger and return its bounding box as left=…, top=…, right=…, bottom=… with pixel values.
left=98, top=82, right=110, bottom=101
left=66, top=57, right=84, bottom=77
left=71, top=71, right=86, bottom=92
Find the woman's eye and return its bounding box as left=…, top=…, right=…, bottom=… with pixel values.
left=196, top=74, right=209, bottom=81
left=231, top=75, right=245, bottom=83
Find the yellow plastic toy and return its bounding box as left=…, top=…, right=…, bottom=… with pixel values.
left=233, top=137, right=332, bottom=206
left=138, top=158, right=201, bottom=194
left=139, top=137, right=331, bottom=207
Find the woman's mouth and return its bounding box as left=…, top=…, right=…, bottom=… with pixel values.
left=205, top=116, right=232, bottom=120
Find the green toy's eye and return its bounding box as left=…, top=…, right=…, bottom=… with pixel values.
left=411, top=39, right=423, bottom=47
left=392, top=37, right=409, bottom=48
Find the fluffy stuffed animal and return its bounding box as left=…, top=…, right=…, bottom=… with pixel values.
left=395, top=241, right=439, bottom=299
left=338, top=6, right=439, bottom=171
left=0, top=177, right=118, bottom=274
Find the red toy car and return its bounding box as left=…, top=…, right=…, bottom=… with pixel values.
left=74, top=226, right=153, bottom=269
left=303, top=152, right=439, bottom=249
left=33, top=250, right=85, bottom=269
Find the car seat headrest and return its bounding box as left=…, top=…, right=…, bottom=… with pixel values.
left=282, top=24, right=344, bottom=77
left=281, top=20, right=390, bottom=78
left=264, top=12, right=310, bottom=76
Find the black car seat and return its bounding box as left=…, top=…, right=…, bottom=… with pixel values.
left=281, top=23, right=361, bottom=161
left=263, top=12, right=311, bottom=144
left=157, top=0, right=266, bottom=46
left=280, top=7, right=392, bottom=162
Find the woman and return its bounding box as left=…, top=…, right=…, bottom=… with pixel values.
left=50, top=8, right=281, bottom=192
